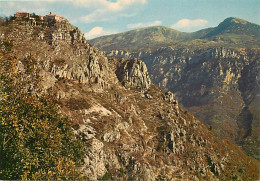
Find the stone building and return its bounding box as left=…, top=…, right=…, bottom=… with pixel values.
left=14, top=12, right=30, bottom=19
left=44, top=12, right=63, bottom=22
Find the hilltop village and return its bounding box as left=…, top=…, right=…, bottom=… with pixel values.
left=11, top=12, right=65, bottom=26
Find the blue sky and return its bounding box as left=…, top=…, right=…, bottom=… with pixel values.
left=0, top=0, right=259, bottom=39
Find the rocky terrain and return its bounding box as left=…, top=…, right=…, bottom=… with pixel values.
left=0, top=15, right=259, bottom=180
left=90, top=17, right=260, bottom=161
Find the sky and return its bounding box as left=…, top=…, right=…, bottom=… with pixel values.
left=0, top=0, right=259, bottom=39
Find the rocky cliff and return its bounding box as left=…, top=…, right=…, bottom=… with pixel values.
left=2, top=18, right=117, bottom=94
left=91, top=17, right=260, bottom=161
left=0, top=15, right=259, bottom=180
left=102, top=45, right=260, bottom=160
left=116, top=58, right=151, bottom=91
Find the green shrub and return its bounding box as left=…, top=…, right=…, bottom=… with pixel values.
left=0, top=41, right=86, bottom=180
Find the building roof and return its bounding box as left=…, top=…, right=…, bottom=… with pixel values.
left=46, top=14, right=58, bottom=17
left=15, top=12, right=29, bottom=14
left=46, top=12, right=60, bottom=17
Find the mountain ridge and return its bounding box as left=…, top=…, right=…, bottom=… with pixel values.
left=203, top=17, right=260, bottom=39
left=89, top=17, right=260, bottom=51
left=89, top=26, right=189, bottom=51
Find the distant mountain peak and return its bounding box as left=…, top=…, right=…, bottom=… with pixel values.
left=203, top=17, right=260, bottom=39
left=222, top=17, right=249, bottom=25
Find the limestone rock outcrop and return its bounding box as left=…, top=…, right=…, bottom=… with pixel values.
left=116, top=58, right=151, bottom=90
left=2, top=17, right=117, bottom=93
left=164, top=91, right=178, bottom=106
left=101, top=46, right=260, bottom=160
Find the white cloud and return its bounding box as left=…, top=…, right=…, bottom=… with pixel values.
left=79, top=0, right=147, bottom=23
left=0, top=0, right=147, bottom=24
left=84, top=26, right=117, bottom=39
left=71, top=0, right=146, bottom=9
left=127, top=20, right=162, bottom=29
left=0, top=1, right=47, bottom=16
left=172, top=19, right=208, bottom=32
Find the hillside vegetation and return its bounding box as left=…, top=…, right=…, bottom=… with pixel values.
left=0, top=41, right=85, bottom=180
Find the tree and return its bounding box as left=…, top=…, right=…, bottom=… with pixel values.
left=0, top=41, right=86, bottom=180
left=0, top=17, right=5, bottom=26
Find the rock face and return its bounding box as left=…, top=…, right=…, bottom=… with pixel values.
left=1, top=15, right=259, bottom=180
left=164, top=91, right=178, bottom=106
left=102, top=45, right=260, bottom=160
left=2, top=17, right=117, bottom=93
left=90, top=18, right=260, bottom=160
left=116, top=58, right=151, bottom=90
